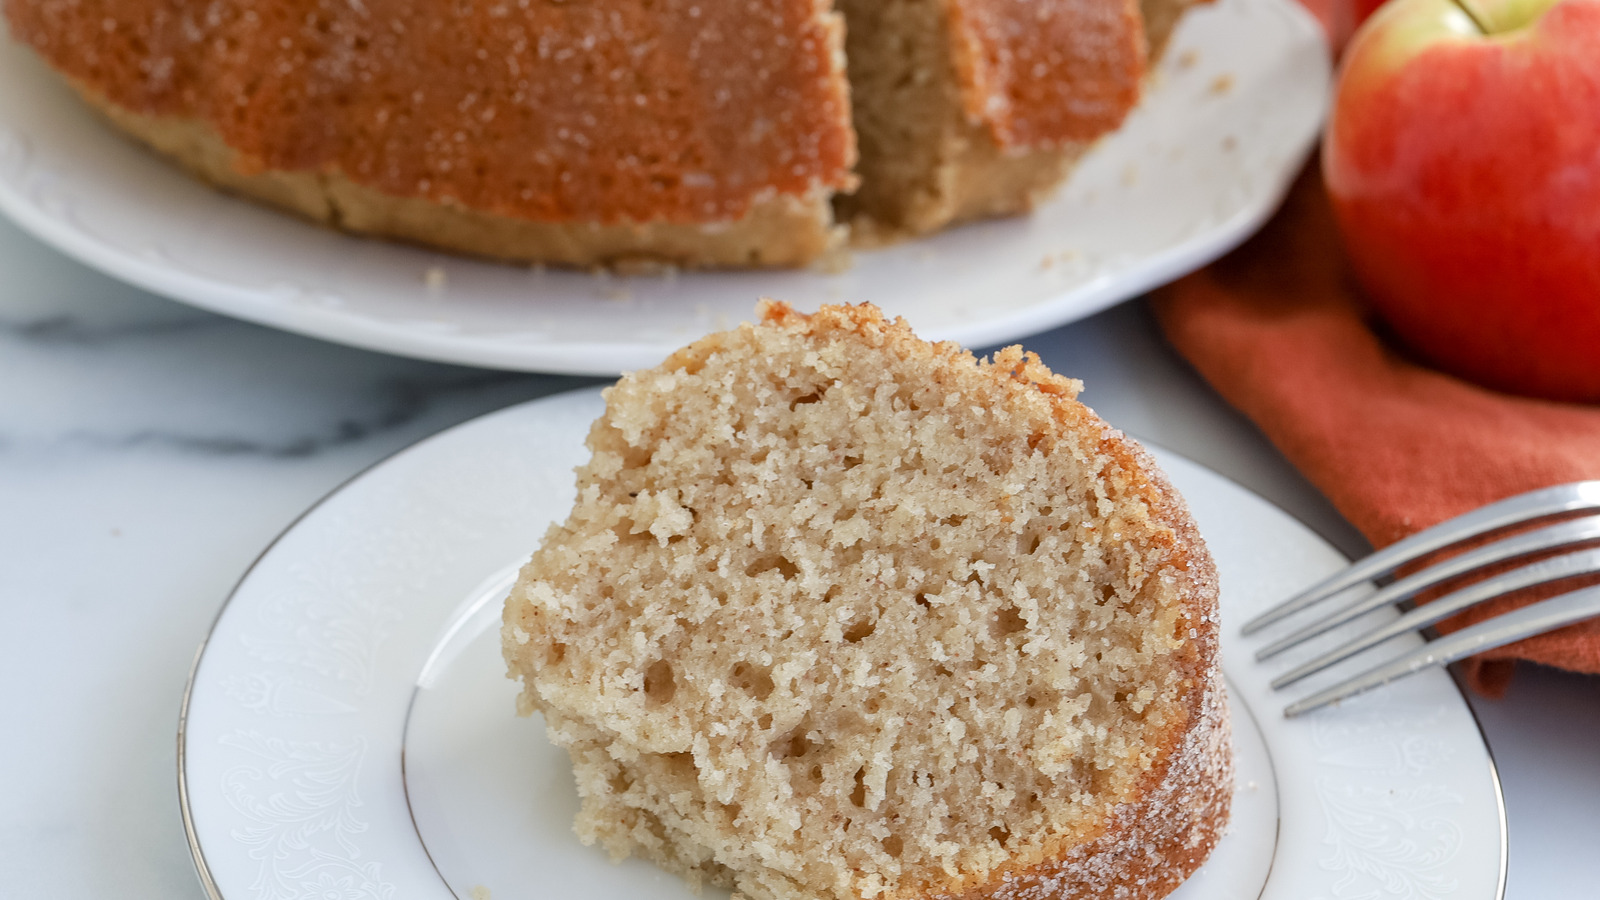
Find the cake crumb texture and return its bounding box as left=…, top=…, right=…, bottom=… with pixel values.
left=505, top=300, right=1231, bottom=900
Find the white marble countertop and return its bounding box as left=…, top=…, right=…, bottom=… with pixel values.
left=2, top=213, right=1596, bottom=898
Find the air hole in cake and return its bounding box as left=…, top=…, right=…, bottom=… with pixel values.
left=1021, top=529, right=1046, bottom=555
left=934, top=665, right=953, bottom=678
left=994, top=605, right=1027, bottom=636
left=545, top=642, right=566, bottom=666
left=745, top=555, right=801, bottom=579
left=892, top=387, right=924, bottom=412
left=850, top=767, right=868, bottom=807
left=757, top=713, right=773, bottom=731
left=643, top=660, right=676, bottom=705
left=612, top=519, right=650, bottom=545
left=942, top=514, right=967, bottom=528
left=790, top=390, right=824, bottom=409
left=1097, top=584, right=1117, bottom=605
left=882, top=834, right=903, bottom=859
left=842, top=455, right=863, bottom=469
left=1024, top=689, right=1055, bottom=709
left=778, top=730, right=817, bottom=760
left=843, top=617, right=876, bottom=643
left=607, top=771, right=631, bottom=794
left=1090, top=764, right=1116, bottom=794
left=730, top=662, right=775, bottom=700
left=808, top=765, right=825, bottom=789
left=989, top=826, right=1011, bottom=847
left=642, top=810, right=669, bottom=844
left=662, top=752, right=694, bottom=778
left=913, top=593, right=932, bottom=609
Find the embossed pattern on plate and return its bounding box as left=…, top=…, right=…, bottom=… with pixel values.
left=0, top=0, right=1327, bottom=375
left=180, top=389, right=1505, bottom=900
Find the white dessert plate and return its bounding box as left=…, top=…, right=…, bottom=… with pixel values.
left=180, top=387, right=1505, bottom=900
left=0, top=0, right=1327, bottom=376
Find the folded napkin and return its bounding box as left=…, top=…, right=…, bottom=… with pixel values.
left=1151, top=161, right=1600, bottom=695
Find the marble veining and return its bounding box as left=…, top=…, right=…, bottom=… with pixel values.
left=50, top=370, right=534, bottom=459
left=0, top=284, right=587, bottom=460
left=0, top=309, right=223, bottom=345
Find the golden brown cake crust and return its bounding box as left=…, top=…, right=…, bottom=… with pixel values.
left=4, top=0, right=856, bottom=228
left=76, top=85, right=842, bottom=268
left=948, top=0, right=1147, bottom=148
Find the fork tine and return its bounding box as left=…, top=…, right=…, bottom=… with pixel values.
left=1243, top=481, right=1600, bottom=635
left=1255, top=515, right=1600, bottom=660
left=1283, top=583, right=1600, bottom=717
left=1271, top=547, right=1600, bottom=689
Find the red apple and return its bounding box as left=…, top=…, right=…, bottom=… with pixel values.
left=1352, top=0, right=1391, bottom=30
left=1323, top=0, right=1600, bottom=402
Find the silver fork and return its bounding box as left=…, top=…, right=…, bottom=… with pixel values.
left=1243, top=481, right=1600, bottom=717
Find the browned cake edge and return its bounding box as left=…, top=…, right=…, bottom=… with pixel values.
left=888, top=0, right=1214, bottom=243
left=897, top=0, right=1212, bottom=241
left=756, top=302, right=1233, bottom=900
left=74, top=84, right=844, bottom=270
left=831, top=0, right=1103, bottom=242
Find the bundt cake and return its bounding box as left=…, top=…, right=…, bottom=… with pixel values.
left=502, top=302, right=1231, bottom=900
left=5, top=0, right=1200, bottom=268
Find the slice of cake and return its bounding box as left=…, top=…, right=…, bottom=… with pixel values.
left=503, top=302, right=1230, bottom=900
left=836, top=0, right=1146, bottom=240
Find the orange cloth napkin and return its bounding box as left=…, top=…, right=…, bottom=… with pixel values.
left=1151, top=162, right=1600, bottom=695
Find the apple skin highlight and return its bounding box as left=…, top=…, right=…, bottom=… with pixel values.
left=1324, top=0, right=1600, bottom=403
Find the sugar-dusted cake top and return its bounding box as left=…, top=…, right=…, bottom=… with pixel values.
left=7, top=0, right=857, bottom=225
